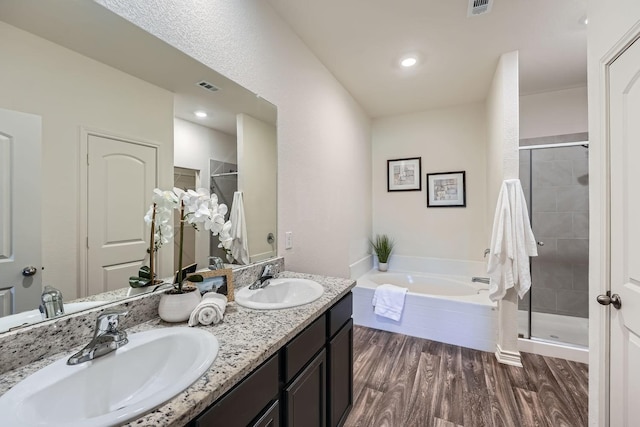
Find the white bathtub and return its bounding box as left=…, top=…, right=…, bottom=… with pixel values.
left=353, top=270, right=498, bottom=352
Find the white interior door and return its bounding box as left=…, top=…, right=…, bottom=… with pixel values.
left=0, top=108, right=41, bottom=315
left=87, top=134, right=157, bottom=295
left=608, top=36, right=640, bottom=426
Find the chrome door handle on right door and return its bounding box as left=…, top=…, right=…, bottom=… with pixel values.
left=597, top=292, right=622, bottom=309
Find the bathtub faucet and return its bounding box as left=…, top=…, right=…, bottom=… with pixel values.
left=472, top=277, right=490, bottom=285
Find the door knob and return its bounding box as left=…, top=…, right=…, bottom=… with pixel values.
left=537, top=241, right=544, bottom=246
left=597, top=292, right=622, bottom=309
left=22, top=266, right=37, bottom=277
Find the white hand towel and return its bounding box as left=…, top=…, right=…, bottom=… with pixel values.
left=487, top=179, right=538, bottom=302
left=372, top=284, right=408, bottom=321
left=188, top=293, right=228, bottom=327
left=229, top=192, right=250, bottom=265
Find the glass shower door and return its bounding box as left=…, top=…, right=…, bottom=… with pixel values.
left=518, top=144, right=589, bottom=348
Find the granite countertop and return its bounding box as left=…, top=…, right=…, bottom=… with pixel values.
left=0, top=271, right=355, bottom=427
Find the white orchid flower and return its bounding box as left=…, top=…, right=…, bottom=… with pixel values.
left=143, top=205, right=154, bottom=225
left=145, top=187, right=234, bottom=257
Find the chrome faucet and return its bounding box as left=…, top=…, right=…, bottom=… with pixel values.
left=67, top=309, right=129, bottom=365
left=472, top=277, right=490, bottom=285
left=249, top=265, right=275, bottom=290
left=39, top=285, right=64, bottom=319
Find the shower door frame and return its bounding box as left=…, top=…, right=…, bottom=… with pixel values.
left=518, top=140, right=589, bottom=344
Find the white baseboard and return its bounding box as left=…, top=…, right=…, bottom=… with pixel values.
left=518, top=337, right=589, bottom=364
left=495, top=344, right=523, bottom=367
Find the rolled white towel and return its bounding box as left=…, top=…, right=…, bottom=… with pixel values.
left=188, top=293, right=228, bottom=327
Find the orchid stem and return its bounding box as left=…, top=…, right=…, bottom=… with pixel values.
left=177, top=201, right=185, bottom=292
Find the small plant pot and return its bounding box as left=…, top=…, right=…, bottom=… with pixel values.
left=158, top=287, right=201, bottom=323
left=378, top=262, right=389, bottom=272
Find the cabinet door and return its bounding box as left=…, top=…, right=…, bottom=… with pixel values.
left=328, top=319, right=353, bottom=427
left=252, top=400, right=280, bottom=427
left=285, top=349, right=326, bottom=427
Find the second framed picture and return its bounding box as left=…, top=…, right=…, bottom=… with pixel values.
left=426, top=171, right=466, bottom=207
left=387, top=157, right=422, bottom=192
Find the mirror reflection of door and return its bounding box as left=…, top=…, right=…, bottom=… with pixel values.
left=173, top=167, right=198, bottom=272
left=86, top=134, right=158, bottom=296
left=0, top=108, right=42, bottom=315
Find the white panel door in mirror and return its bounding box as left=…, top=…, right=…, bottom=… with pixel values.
left=87, top=134, right=157, bottom=295
left=0, top=108, right=42, bottom=314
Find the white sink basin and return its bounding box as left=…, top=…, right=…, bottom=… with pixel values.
left=235, top=278, right=324, bottom=310
left=0, top=301, right=107, bottom=333
left=0, top=327, right=218, bottom=427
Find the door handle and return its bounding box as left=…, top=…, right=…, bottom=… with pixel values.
left=597, top=292, right=622, bottom=309
left=22, top=266, right=37, bottom=277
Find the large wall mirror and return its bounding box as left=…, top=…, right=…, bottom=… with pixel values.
left=0, top=0, right=277, bottom=333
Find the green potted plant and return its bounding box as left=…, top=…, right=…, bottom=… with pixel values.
left=370, top=234, right=395, bottom=272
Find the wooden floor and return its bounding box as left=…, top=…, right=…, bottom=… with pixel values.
left=344, top=326, right=588, bottom=427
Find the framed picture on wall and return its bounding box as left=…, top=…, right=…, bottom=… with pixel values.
left=427, top=171, right=466, bottom=207
left=387, top=157, right=422, bottom=191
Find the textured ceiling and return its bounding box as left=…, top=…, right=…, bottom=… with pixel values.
left=268, top=0, right=588, bottom=117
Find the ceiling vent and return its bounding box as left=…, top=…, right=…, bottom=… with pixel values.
left=197, top=80, right=219, bottom=92
left=468, top=0, right=493, bottom=17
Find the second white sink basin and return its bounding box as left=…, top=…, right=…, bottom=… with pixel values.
left=0, top=327, right=218, bottom=427
left=235, top=278, right=324, bottom=310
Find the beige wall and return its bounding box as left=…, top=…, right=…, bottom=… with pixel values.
left=486, top=51, right=520, bottom=231
left=237, top=113, right=277, bottom=262
left=372, top=103, right=488, bottom=262
left=520, top=86, right=588, bottom=140
left=587, top=1, right=640, bottom=424
left=174, top=118, right=237, bottom=269
left=98, top=0, right=373, bottom=279
left=0, top=21, right=174, bottom=299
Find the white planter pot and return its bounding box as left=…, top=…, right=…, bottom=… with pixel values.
left=158, top=289, right=201, bottom=323
left=378, top=262, right=389, bottom=272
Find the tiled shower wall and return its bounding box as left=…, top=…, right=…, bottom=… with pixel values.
left=520, top=145, right=589, bottom=318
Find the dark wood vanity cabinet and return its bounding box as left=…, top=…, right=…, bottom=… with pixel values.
left=284, top=349, right=326, bottom=426
left=190, top=292, right=353, bottom=427
left=327, top=319, right=353, bottom=427
left=191, top=353, right=280, bottom=427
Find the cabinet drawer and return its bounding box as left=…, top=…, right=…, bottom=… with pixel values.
left=328, top=292, right=352, bottom=338
left=251, top=400, right=280, bottom=427
left=193, top=353, right=279, bottom=427
left=284, top=314, right=325, bottom=382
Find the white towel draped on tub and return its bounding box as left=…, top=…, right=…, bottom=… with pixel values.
left=487, top=179, right=538, bottom=302
left=372, top=284, right=408, bottom=321
left=229, top=191, right=250, bottom=265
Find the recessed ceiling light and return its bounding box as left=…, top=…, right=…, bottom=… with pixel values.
left=579, top=15, right=588, bottom=25
left=194, top=111, right=207, bottom=118
left=401, top=56, right=418, bottom=68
